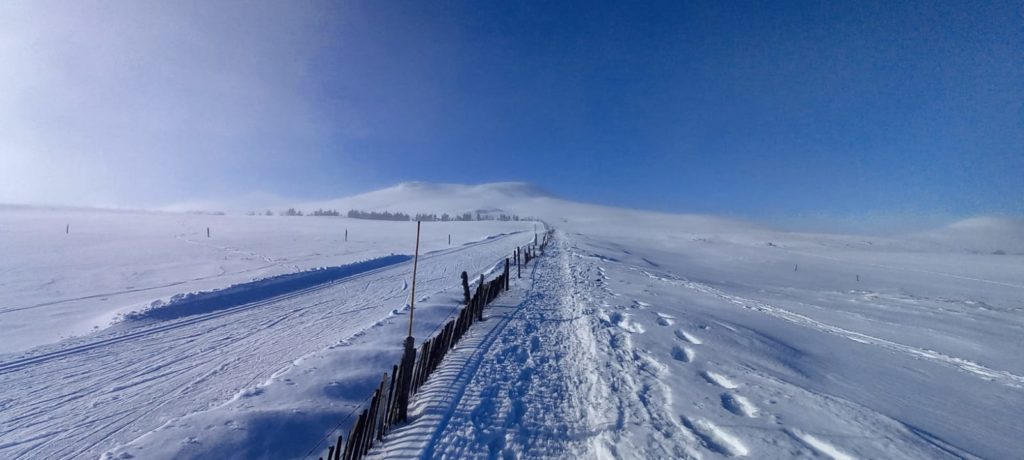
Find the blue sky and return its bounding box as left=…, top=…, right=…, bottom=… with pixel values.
left=1, top=0, right=1020, bottom=226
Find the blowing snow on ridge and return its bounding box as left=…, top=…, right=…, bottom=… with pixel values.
left=305, top=182, right=556, bottom=217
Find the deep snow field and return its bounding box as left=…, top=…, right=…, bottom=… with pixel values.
left=1, top=183, right=1022, bottom=459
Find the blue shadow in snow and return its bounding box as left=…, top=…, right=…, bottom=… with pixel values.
left=125, top=255, right=412, bottom=323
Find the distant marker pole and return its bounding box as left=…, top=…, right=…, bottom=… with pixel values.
left=66, top=224, right=69, bottom=234
left=207, top=227, right=210, bottom=238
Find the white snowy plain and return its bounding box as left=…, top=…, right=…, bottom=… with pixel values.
left=1, top=183, right=1022, bottom=459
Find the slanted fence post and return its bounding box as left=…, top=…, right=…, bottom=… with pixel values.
left=517, top=248, right=522, bottom=278
left=477, top=274, right=485, bottom=321
left=461, top=271, right=470, bottom=305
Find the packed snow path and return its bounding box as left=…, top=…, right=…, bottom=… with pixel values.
left=383, top=236, right=702, bottom=458
left=404, top=236, right=603, bottom=458
left=0, top=232, right=531, bottom=459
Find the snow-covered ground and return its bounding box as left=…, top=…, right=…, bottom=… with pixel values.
left=0, top=204, right=535, bottom=459
left=364, top=222, right=1022, bottom=459
left=2, top=183, right=1022, bottom=459
left=0, top=205, right=532, bottom=353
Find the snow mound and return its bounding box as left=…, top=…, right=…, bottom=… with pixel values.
left=118, top=255, right=411, bottom=324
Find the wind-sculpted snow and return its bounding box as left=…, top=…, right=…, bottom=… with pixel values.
left=119, top=255, right=411, bottom=323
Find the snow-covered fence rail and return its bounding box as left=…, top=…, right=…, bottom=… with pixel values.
left=313, top=237, right=550, bottom=460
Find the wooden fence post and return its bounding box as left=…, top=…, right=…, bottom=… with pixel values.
left=505, top=258, right=510, bottom=290
left=477, top=274, right=485, bottom=320
left=461, top=271, right=470, bottom=305
left=397, top=337, right=415, bottom=422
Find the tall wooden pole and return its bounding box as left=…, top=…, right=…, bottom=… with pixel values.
left=397, top=221, right=421, bottom=422
left=407, top=221, right=421, bottom=338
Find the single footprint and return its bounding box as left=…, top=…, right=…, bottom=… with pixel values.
left=788, top=429, right=855, bottom=460
left=671, top=344, right=694, bottom=362
left=599, top=310, right=646, bottom=333
left=674, top=329, right=702, bottom=344
left=681, top=416, right=750, bottom=457
left=701, top=370, right=739, bottom=389
left=721, top=392, right=759, bottom=417
left=656, top=312, right=675, bottom=326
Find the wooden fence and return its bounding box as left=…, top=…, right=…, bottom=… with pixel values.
left=315, top=233, right=552, bottom=460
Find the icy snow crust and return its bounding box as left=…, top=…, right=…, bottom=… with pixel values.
left=1, top=185, right=1022, bottom=459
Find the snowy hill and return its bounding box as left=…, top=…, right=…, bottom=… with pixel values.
left=308, top=181, right=767, bottom=238
left=306, top=181, right=556, bottom=217
left=310, top=181, right=1021, bottom=253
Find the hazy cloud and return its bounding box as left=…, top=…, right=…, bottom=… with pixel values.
left=0, top=0, right=344, bottom=207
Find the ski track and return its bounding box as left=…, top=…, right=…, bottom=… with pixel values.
left=0, top=232, right=527, bottom=459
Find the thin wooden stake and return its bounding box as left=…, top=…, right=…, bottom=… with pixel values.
left=408, top=221, right=421, bottom=338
